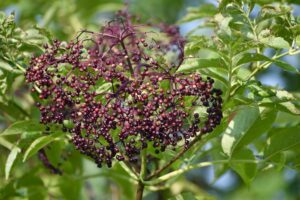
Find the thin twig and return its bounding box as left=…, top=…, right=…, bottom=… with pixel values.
left=144, top=158, right=296, bottom=185
left=120, top=40, right=135, bottom=77
left=145, top=133, right=203, bottom=180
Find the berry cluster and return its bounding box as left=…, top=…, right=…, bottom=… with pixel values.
left=25, top=11, right=223, bottom=168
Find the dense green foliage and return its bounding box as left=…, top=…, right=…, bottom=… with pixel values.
left=1, top=1, right=300, bottom=199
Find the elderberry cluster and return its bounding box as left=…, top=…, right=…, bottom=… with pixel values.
left=25, top=11, right=223, bottom=168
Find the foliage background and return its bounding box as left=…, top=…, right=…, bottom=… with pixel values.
left=0, top=0, right=300, bottom=199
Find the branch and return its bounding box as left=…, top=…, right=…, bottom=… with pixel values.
left=145, top=133, right=203, bottom=180
left=140, top=149, right=147, bottom=179
left=135, top=181, right=144, bottom=200
left=144, top=160, right=253, bottom=185
left=144, top=160, right=280, bottom=186
left=120, top=40, right=134, bottom=77
left=134, top=149, right=147, bottom=200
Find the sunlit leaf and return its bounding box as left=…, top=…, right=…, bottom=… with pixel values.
left=0, top=60, right=22, bottom=74
left=260, top=37, right=290, bottom=49
left=1, top=120, right=44, bottom=136
left=23, top=132, right=64, bottom=162
left=221, top=106, right=260, bottom=156
left=5, top=146, right=21, bottom=180
left=177, top=58, right=227, bottom=72
left=178, top=4, right=217, bottom=23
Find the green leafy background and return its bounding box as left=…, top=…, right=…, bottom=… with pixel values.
left=1, top=0, right=300, bottom=199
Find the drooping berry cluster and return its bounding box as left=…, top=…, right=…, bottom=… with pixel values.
left=25, top=11, right=223, bottom=168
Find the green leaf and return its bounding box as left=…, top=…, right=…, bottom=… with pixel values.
left=177, top=58, right=227, bottom=72
left=0, top=60, right=22, bottom=74
left=95, top=82, right=112, bottom=94
left=275, top=90, right=295, bottom=100
left=236, top=67, right=252, bottom=80
left=260, top=100, right=300, bottom=115
left=218, top=0, right=231, bottom=11
left=230, top=148, right=257, bottom=185
left=272, top=59, right=299, bottom=73
left=258, top=89, right=300, bottom=115
left=221, top=106, right=260, bottom=156
left=277, top=102, right=300, bottom=115
left=296, top=35, right=300, bottom=47
left=21, top=29, right=47, bottom=45
left=0, top=11, right=5, bottom=22
left=27, top=186, right=47, bottom=200
left=45, top=140, right=65, bottom=166
left=0, top=181, right=16, bottom=199
left=33, top=25, right=53, bottom=42
left=16, top=172, right=47, bottom=200
left=5, top=146, right=21, bottom=180
left=217, top=15, right=233, bottom=39
left=265, top=125, right=300, bottom=160
left=234, top=53, right=298, bottom=73
left=200, top=68, right=229, bottom=87
left=59, top=175, right=82, bottom=200
left=97, top=3, right=124, bottom=13
left=1, top=120, right=44, bottom=136
left=23, top=132, right=64, bottom=162
left=234, top=108, right=277, bottom=151
left=234, top=53, right=271, bottom=66
left=0, top=137, right=16, bottom=150
left=260, top=37, right=290, bottom=49
left=108, top=164, right=136, bottom=199
left=184, top=36, right=220, bottom=56
left=269, top=152, right=286, bottom=171
left=178, top=4, right=217, bottom=23
left=209, top=143, right=228, bottom=183
left=0, top=100, right=28, bottom=120
left=63, top=120, right=74, bottom=129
